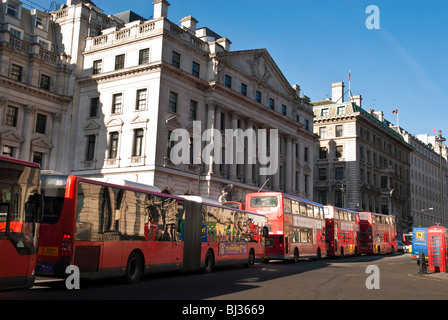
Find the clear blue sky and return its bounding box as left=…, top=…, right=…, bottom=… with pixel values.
left=32, top=0, right=448, bottom=138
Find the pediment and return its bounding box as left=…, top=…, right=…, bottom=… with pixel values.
left=83, top=120, right=101, bottom=131
left=31, top=137, right=53, bottom=149
left=216, top=49, right=298, bottom=99
left=1, top=130, right=24, bottom=143
left=130, top=114, right=149, bottom=124
left=105, top=117, right=124, bottom=127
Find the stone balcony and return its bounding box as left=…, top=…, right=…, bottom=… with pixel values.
left=85, top=18, right=206, bottom=53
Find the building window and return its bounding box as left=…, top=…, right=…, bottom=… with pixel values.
left=167, top=130, right=175, bottom=158
left=90, top=97, right=99, bottom=117
left=109, top=132, right=119, bottom=159
left=5, top=106, right=18, bottom=127
left=335, top=191, right=343, bottom=208
left=335, top=167, right=344, bottom=180
left=319, top=147, right=327, bottom=159
left=93, top=60, right=102, bottom=74
left=241, top=83, right=247, bottom=96
left=225, top=75, right=232, bottom=88
left=172, top=51, right=180, bottom=68
left=336, top=125, right=343, bottom=137
left=337, top=106, right=346, bottom=114
left=269, top=98, right=275, bottom=109
left=86, top=135, right=96, bottom=161
left=282, top=105, right=287, bottom=115
left=189, top=100, right=197, bottom=120
left=304, top=147, right=308, bottom=162
left=115, top=54, right=125, bottom=70
left=35, top=113, right=47, bottom=134
left=10, top=64, right=22, bottom=81
left=10, top=28, right=21, bottom=39
left=192, top=61, right=200, bottom=77
left=319, top=168, right=327, bottom=181
left=319, top=127, right=326, bottom=139
left=321, top=108, right=329, bottom=116
left=336, top=145, right=344, bottom=158
left=169, top=92, right=178, bottom=113
left=304, top=119, right=309, bottom=131
left=7, top=2, right=20, bottom=18
left=111, top=93, right=123, bottom=114
left=381, top=176, right=388, bottom=188
left=33, top=152, right=43, bottom=166
left=139, top=48, right=149, bottom=65
left=255, top=91, right=262, bottom=103
left=135, top=89, right=147, bottom=111
left=40, top=74, right=50, bottom=90
left=133, top=129, right=144, bottom=157
left=2, top=146, right=14, bottom=157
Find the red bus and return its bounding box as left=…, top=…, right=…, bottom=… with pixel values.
left=324, top=206, right=360, bottom=257
left=36, top=175, right=267, bottom=282
left=0, top=156, right=43, bottom=290
left=359, top=211, right=397, bottom=254
left=245, top=192, right=326, bottom=262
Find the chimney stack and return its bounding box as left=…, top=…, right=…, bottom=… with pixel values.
left=350, top=94, right=362, bottom=107
left=332, top=82, right=345, bottom=103
left=153, top=0, right=170, bottom=19
left=180, top=16, right=198, bottom=33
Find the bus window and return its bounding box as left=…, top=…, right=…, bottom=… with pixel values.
left=250, top=196, right=278, bottom=207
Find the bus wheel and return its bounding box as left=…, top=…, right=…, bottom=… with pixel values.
left=245, top=249, right=255, bottom=268
left=203, top=250, right=214, bottom=274
left=126, top=252, right=143, bottom=284
left=293, top=248, right=299, bottom=263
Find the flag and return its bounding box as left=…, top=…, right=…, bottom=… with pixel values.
left=392, top=109, right=398, bottom=114
left=348, top=70, right=351, bottom=81
left=433, top=128, right=438, bottom=137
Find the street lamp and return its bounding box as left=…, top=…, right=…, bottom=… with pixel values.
left=435, top=130, right=446, bottom=227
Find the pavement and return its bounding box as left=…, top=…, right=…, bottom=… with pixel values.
left=412, top=271, right=448, bottom=282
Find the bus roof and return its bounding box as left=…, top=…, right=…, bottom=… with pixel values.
left=246, top=191, right=323, bottom=207
left=0, top=155, right=40, bottom=168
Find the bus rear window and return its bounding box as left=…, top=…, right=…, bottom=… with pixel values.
left=41, top=175, right=67, bottom=225
left=250, top=196, right=278, bottom=207
left=359, top=213, right=369, bottom=221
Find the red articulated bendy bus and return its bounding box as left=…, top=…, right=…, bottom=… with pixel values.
left=359, top=211, right=397, bottom=254
left=0, top=156, right=43, bottom=290
left=36, top=175, right=267, bottom=282
left=245, top=192, right=326, bottom=262
left=324, top=205, right=360, bottom=257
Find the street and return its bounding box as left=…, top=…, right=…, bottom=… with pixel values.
left=1, top=253, right=447, bottom=301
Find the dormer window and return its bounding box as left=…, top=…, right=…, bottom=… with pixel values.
left=32, top=10, right=48, bottom=32
left=6, top=1, right=21, bottom=19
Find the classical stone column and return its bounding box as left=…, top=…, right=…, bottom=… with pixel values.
left=285, top=135, right=293, bottom=193
left=49, top=113, right=62, bottom=170
left=229, top=111, right=239, bottom=181
left=206, top=102, right=216, bottom=175
left=21, top=105, right=37, bottom=161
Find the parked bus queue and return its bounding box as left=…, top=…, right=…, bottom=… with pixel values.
left=0, top=170, right=399, bottom=290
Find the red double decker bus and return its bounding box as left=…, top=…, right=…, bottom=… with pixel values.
left=324, top=206, right=360, bottom=257
left=246, top=192, right=326, bottom=262
left=36, top=175, right=267, bottom=282
left=359, top=211, right=397, bottom=254
left=0, top=156, right=43, bottom=290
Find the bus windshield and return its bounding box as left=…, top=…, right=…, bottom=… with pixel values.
left=250, top=196, right=278, bottom=207
left=0, top=161, right=40, bottom=254
left=40, top=175, right=67, bottom=224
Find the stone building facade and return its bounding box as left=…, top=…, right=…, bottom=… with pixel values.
left=313, top=82, right=413, bottom=231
